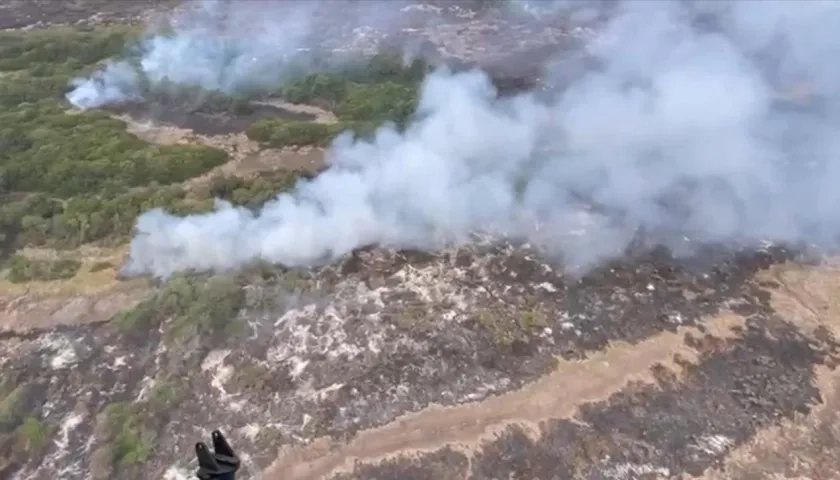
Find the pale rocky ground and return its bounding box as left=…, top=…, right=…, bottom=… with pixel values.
left=0, top=0, right=178, bottom=31
left=3, top=2, right=840, bottom=480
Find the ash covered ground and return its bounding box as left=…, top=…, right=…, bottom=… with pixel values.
left=4, top=2, right=840, bottom=480
left=6, top=243, right=840, bottom=479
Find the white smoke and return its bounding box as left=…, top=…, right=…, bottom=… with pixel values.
left=67, top=1, right=321, bottom=109
left=108, top=0, right=840, bottom=278
left=66, top=0, right=421, bottom=109
left=67, top=61, right=143, bottom=110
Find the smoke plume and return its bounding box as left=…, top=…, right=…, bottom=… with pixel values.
left=66, top=0, right=425, bottom=109
left=96, top=0, right=840, bottom=278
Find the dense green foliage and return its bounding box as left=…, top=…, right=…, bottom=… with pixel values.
left=0, top=28, right=427, bottom=276
left=0, top=28, right=230, bottom=197
left=246, top=53, right=427, bottom=148
left=114, top=273, right=246, bottom=346
left=0, top=27, right=317, bottom=268
left=0, top=27, right=130, bottom=106
left=0, top=169, right=302, bottom=254
left=0, top=27, right=241, bottom=269
left=103, top=402, right=154, bottom=467
left=4, top=254, right=81, bottom=283
left=0, top=104, right=228, bottom=197
left=245, top=119, right=345, bottom=147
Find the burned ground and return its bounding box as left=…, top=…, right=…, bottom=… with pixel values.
left=105, top=101, right=318, bottom=137
left=333, top=314, right=835, bottom=479
left=4, top=243, right=840, bottom=479
left=0, top=0, right=175, bottom=30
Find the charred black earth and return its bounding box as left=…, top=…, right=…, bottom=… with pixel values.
left=3, top=242, right=840, bottom=479
left=103, top=100, right=316, bottom=136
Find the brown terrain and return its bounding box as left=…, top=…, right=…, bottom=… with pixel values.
left=0, top=0, right=178, bottom=30
left=3, top=2, right=840, bottom=480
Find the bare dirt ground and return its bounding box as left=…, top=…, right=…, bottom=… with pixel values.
left=0, top=246, right=150, bottom=333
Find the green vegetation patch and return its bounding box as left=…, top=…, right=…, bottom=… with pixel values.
left=101, top=376, right=188, bottom=471
left=0, top=27, right=136, bottom=105
left=476, top=308, right=549, bottom=349
left=103, top=402, right=155, bottom=467
left=113, top=272, right=246, bottom=347
left=246, top=119, right=344, bottom=147
left=0, top=26, right=242, bottom=267
left=15, top=416, right=49, bottom=453
left=0, top=103, right=228, bottom=197
left=97, top=376, right=190, bottom=475
left=0, top=28, right=431, bottom=271
left=0, top=169, right=302, bottom=272
left=0, top=27, right=229, bottom=198
left=164, top=275, right=246, bottom=346
left=334, top=81, right=419, bottom=125
left=4, top=254, right=82, bottom=283
left=0, top=385, right=27, bottom=432
left=246, top=53, right=426, bottom=148
left=0, top=378, right=51, bottom=467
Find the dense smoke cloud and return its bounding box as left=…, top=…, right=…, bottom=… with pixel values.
left=66, top=0, right=420, bottom=109
left=104, top=0, right=840, bottom=278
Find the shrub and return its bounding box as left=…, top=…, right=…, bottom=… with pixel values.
left=103, top=403, right=154, bottom=467
left=0, top=166, right=303, bottom=257
left=335, top=81, right=418, bottom=126
left=0, top=385, right=25, bottom=432
left=113, top=273, right=246, bottom=347
left=165, top=275, right=246, bottom=346
left=245, top=118, right=343, bottom=147
left=5, top=255, right=82, bottom=283
left=0, top=103, right=229, bottom=197
left=15, top=416, right=48, bottom=453
left=0, top=25, right=429, bottom=261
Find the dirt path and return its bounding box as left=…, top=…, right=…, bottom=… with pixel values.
left=702, top=262, right=840, bottom=479
left=0, top=282, right=149, bottom=333
left=0, top=246, right=150, bottom=333
left=260, top=260, right=840, bottom=480
left=116, top=109, right=328, bottom=184
left=263, top=312, right=747, bottom=480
